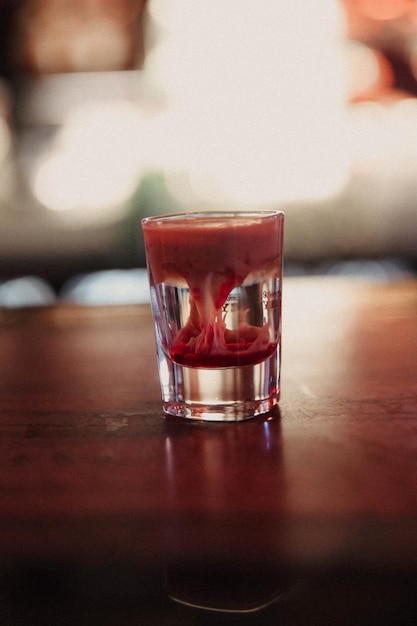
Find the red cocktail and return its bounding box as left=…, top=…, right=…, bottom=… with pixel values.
left=142, top=211, right=284, bottom=421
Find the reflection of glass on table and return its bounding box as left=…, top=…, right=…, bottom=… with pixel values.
left=165, top=560, right=295, bottom=614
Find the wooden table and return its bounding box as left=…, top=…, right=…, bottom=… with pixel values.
left=1, top=277, right=416, bottom=624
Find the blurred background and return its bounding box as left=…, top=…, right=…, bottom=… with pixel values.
left=0, top=0, right=417, bottom=305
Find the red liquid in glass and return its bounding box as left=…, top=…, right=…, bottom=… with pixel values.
left=171, top=342, right=277, bottom=368
left=143, top=213, right=283, bottom=369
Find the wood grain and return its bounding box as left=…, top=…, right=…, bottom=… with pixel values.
left=0, top=278, right=416, bottom=574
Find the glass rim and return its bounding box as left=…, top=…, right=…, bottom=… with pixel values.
left=141, top=209, right=284, bottom=226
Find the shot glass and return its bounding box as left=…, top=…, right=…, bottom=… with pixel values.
left=142, top=210, right=284, bottom=421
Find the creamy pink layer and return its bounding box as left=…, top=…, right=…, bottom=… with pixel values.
left=142, top=212, right=284, bottom=286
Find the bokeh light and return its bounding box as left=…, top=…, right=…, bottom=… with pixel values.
left=347, top=41, right=394, bottom=100
left=351, top=0, right=414, bottom=22
left=33, top=100, right=148, bottom=220
left=350, top=96, right=417, bottom=176
left=146, top=0, right=351, bottom=207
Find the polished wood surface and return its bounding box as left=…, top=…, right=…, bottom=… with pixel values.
left=1, top=277, right=416, bottom=624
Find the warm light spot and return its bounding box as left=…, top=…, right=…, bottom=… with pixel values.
left=146, top=0, right=350, bottom=206
left=349, top=97, right=417, bottom=176
left=32, top=100, right=148, bottom=220
left=68, top=18, right=129, bottom=72
left=347, top=42, right=393, bottom=100
left=355, top=0, right=413, bottom=22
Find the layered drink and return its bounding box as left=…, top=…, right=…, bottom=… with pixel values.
left=142, top=211, right=284, bottom=421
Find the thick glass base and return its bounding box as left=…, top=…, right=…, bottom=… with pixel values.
left=163, top=396, right=279, bottom=422
left=157, top=348, right=280, bottom=422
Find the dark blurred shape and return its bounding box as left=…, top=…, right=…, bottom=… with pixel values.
left=0, top=0, right=21, bottom=81
left=0, top=0, right=147, bottom=77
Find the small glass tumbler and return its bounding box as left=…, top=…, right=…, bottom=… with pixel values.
left=142, top=210, right=284, bottom=421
